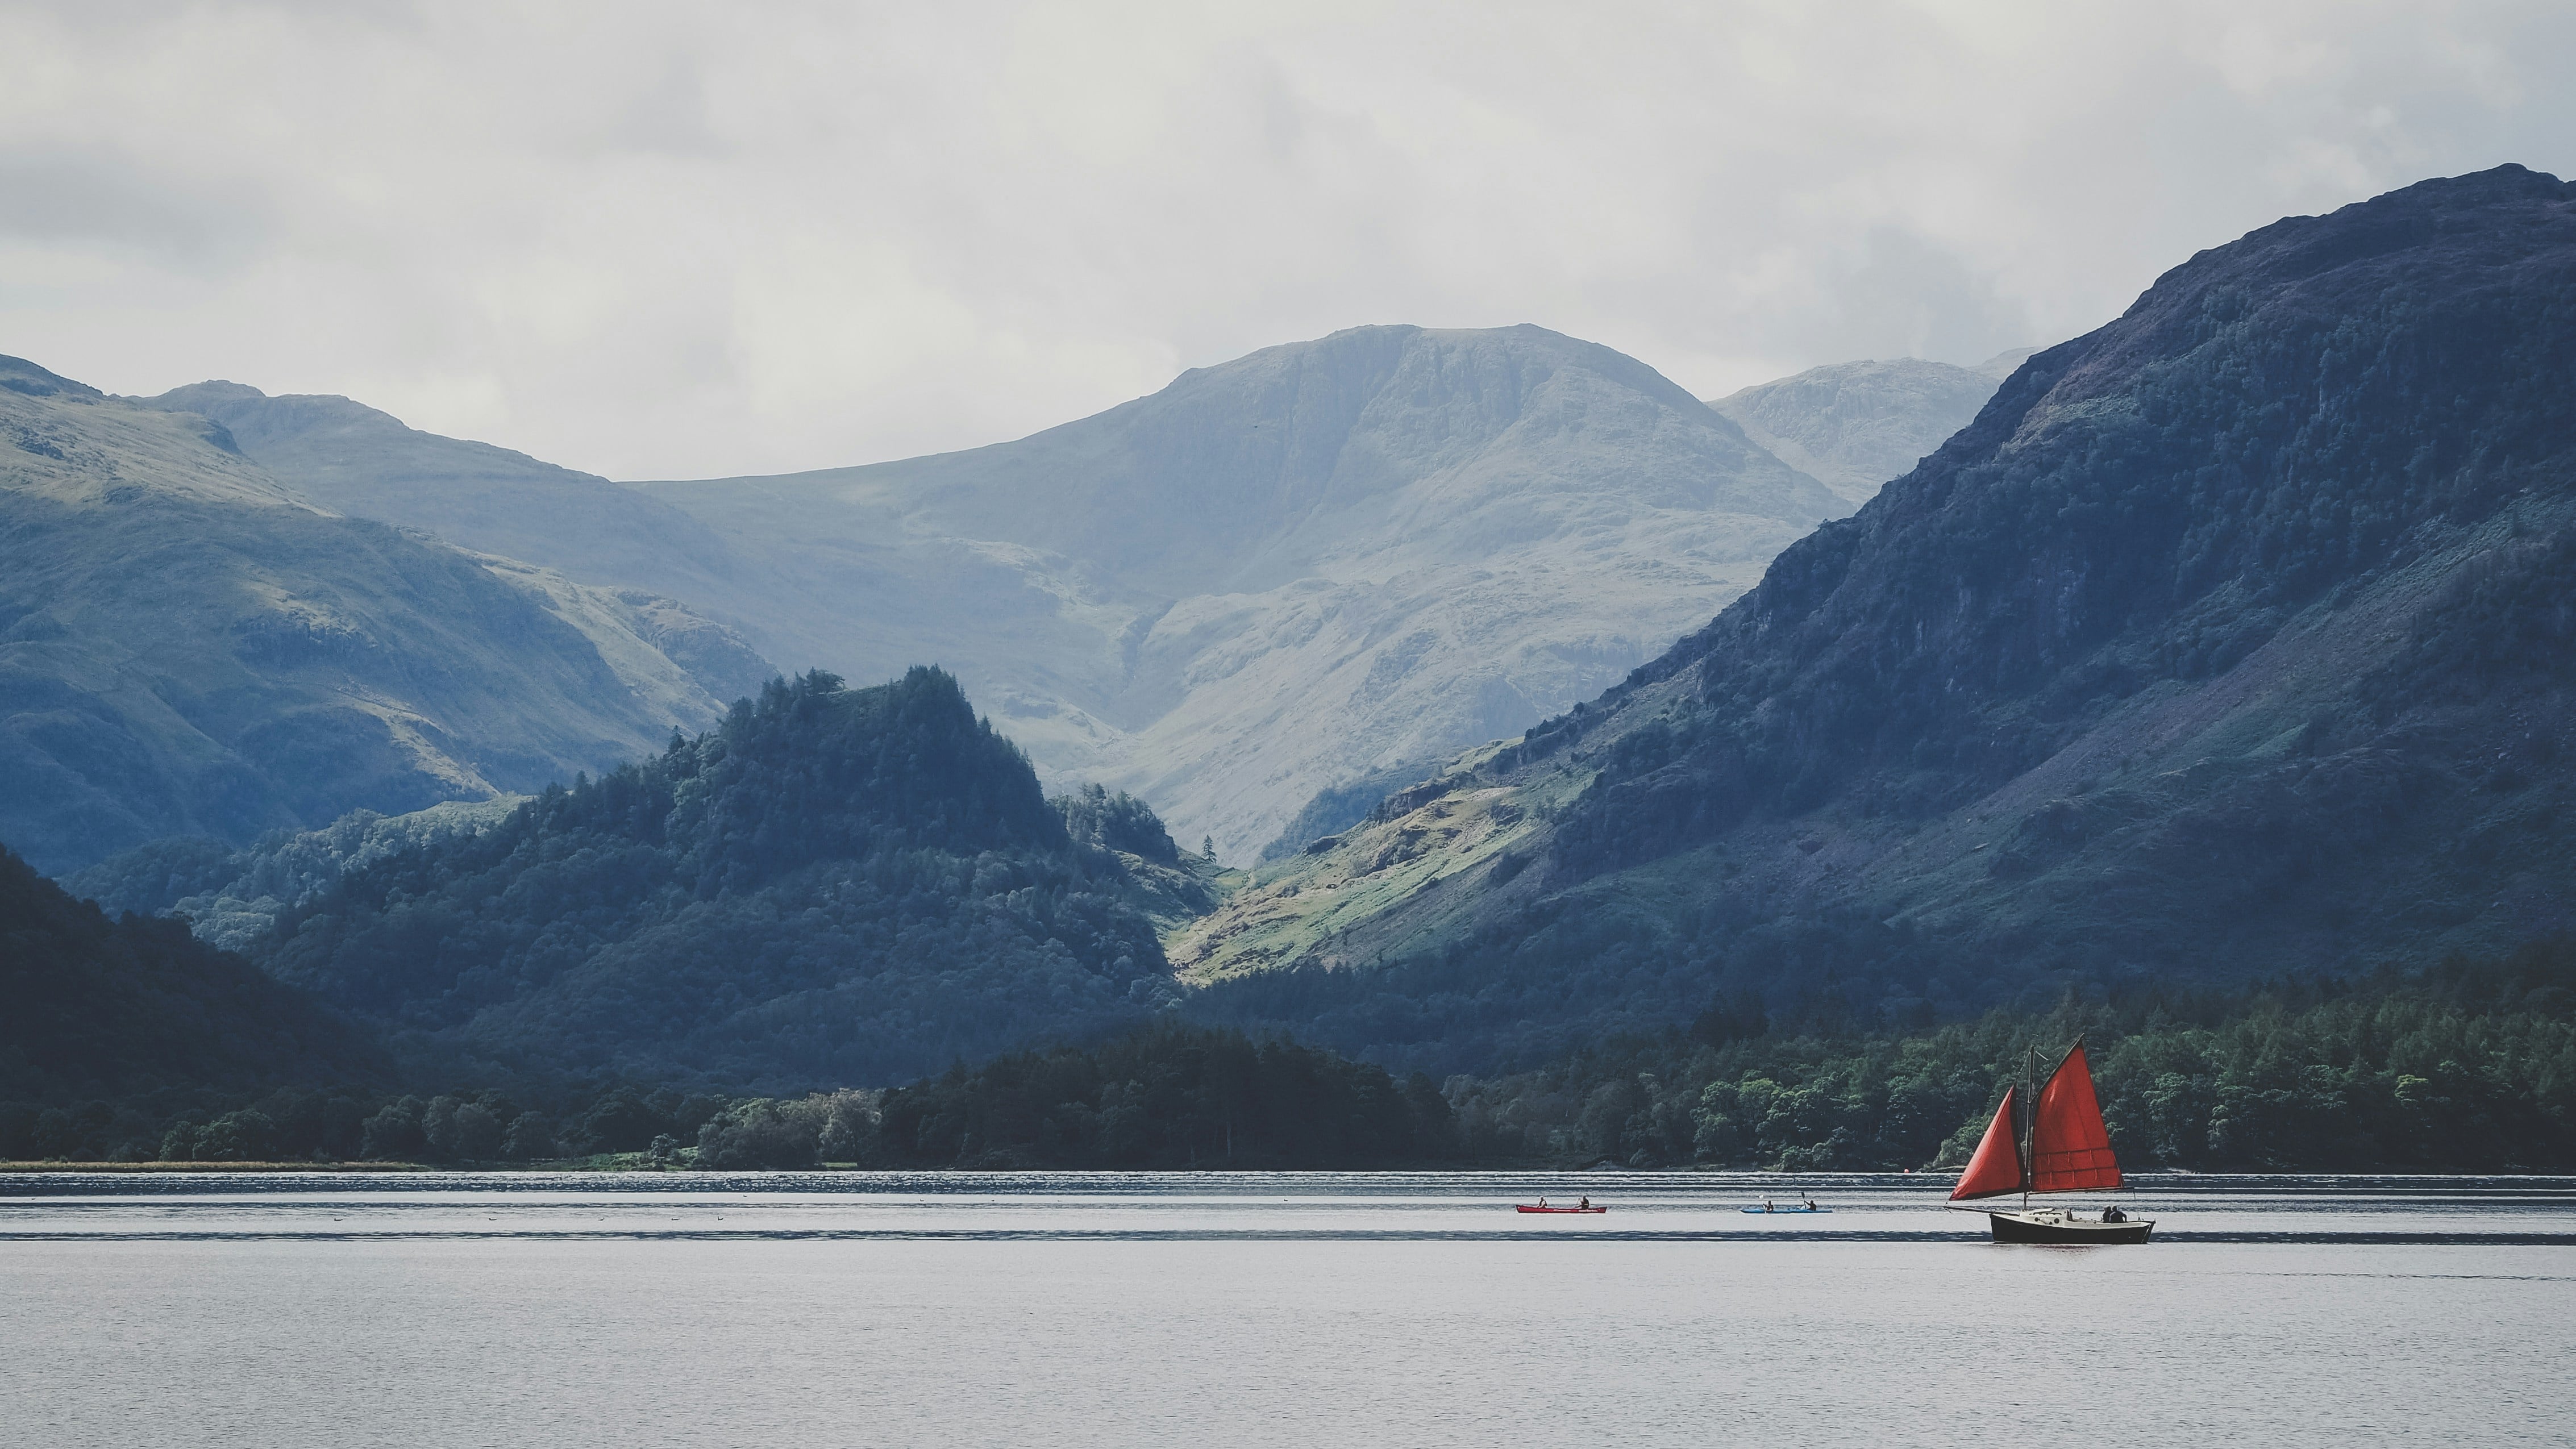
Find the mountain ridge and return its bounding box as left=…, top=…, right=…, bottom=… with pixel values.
left=1, top=359, right=775, bottom=873
left=642, top=323, right=1846, bottom=860
left=1168, top=165, right=2576, bottom=1071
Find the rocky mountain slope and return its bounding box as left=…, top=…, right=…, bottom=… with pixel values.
left=1172, top=166, right=2576, bottom=1072
left=0, top=357, right=772, bottom=874
left=1708, top=353, right=2019, bottom=506
left=643, top=324, right=1845, bottom=861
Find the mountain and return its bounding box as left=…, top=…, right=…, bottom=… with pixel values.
left=1170, top=165, right=2576, bottom=1072
left=247, top=668, right=1193, bottom=1089
left=1709, top=355, right=2017, bottom=506
left=0, top=356, right=773, bottom=875
left=641, top=324, right=1845, bottom=860
left=133, top=382, right=768, bottom=648
left=0, top=843, right=384, bottom=1105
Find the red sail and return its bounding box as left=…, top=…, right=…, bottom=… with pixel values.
left=1949, top=1086, right=2026, bottom=1201
left=2030, top=1043, right=2123, bottom=1193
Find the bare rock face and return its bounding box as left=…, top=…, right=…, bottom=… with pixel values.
left=643, top=324, right=1845, bottom=862
left=1, top=361, right=773, bottom=873
left=1174, top=166, right=2576, bottom=1072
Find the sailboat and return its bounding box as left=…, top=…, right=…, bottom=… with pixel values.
left=1948, top=1038, right=2154, bottom=1243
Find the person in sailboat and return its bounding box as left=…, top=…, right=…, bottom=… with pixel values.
left=2103, top=1205, right=2126, bottom=1223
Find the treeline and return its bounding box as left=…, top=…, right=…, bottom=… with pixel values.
left=10, top=940, right=2572, bottom=1172
left=2, top=1081, right=742, bottom=1166
left=1453, top=939, right=2576, bottom=1173
left=681, top=1024, right=1458, bottom=1169
left=0, top=1026, right=1453, bottom=1170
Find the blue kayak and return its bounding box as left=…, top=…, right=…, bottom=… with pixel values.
left=1740, top=1205, right=1831, bottom=1214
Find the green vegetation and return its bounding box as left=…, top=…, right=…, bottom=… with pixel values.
left=2, top=355, right=766, bottom=877
left=1450, top=939, right=2576, bottom=1173
left=10, top=942, right=2570, bottom=1172
left=252, top=668, right=1180, bottom=1086
left=0, top=844, right=384, bottom=1113
left=64, top=798, right=523, bottom=951
left=868, top=1024, right=1456, bottom=1168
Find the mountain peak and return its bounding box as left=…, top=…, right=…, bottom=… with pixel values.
left=1711, top=357, right=2004, bottom=506
left=645, top=323, right=1843, bottom=860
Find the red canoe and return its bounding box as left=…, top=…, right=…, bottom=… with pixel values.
left=1514, top=1205, right=1608, bottom=1214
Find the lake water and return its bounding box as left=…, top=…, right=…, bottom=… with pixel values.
left=5, top=1172, right=2572, bottom=1447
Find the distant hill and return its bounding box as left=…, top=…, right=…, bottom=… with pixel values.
left=248, top=668, right=1195, bottom=1089
left=134, top=382, right=764, bottom=652
left=0, top=355, right=773, bottom=874
left=0, top=843, right=383, bottom=1104
left=642, top=324, right=1844, bottom=861
left=1171, top=165, right=2576, bottom=1072
left=138, top=328, right=2013, bottom=869
left=1709, top=355, right=2017, bottom=506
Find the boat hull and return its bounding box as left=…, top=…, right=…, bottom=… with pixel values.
left=1514, top=1206, right=1607, bottom=1214
left=1988, top=1209, right=2154, bottom=1244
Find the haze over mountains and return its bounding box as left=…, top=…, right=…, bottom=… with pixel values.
left=0, top=357, right=772, bottom=875
left=1709, top=352, right=2030, bottom=506
left=644, top=324, right=1858, bottom=861
left=145, top=324, right=1981, bottom=864
left=1177, top=165, right=2576, bottom=1071
left=11, top=163, right=2573, bottom=1109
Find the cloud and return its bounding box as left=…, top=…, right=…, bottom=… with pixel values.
left=1, top=0, right=2570, bottom=478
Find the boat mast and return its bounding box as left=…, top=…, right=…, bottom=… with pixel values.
left=2020, top=1044, right=2037, bottom=1212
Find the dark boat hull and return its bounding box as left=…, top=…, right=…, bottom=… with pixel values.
left=1988, top=1210, right=2154, bottom=1244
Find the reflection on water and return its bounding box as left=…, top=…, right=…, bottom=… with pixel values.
left=6, top=1175, right=2573, bottom=1449
left=5, top=1170, right=2573, bottom=1243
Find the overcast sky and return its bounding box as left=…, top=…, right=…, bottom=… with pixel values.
left=4, top=1, right=2571, bottom=480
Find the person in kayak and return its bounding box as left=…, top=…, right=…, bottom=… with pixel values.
left=1578, top=1196, right=1590, bottom=1210
left=1803, top=1197, right=1817, bottom=1211
left=1762, top=1198, right=1774, bottom=1212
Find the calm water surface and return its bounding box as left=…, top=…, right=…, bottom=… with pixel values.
left=5, top=1172, right=2572, bottom=1447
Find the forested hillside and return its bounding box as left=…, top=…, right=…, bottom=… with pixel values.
left=252, top=668, right=1183, bottom=1088
left=1177, top=165, right=2576, bottom=1072
left=66, top=798, right=524, bottom=952
left=0, top=844, right=383, bottom=1107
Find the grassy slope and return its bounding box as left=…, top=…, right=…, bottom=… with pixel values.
left=1, top=358, right=765, bottom=873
